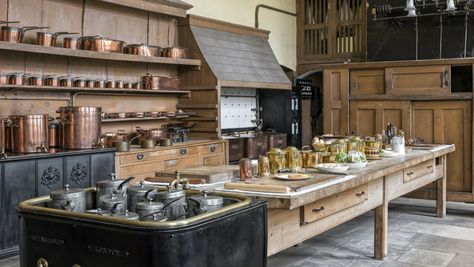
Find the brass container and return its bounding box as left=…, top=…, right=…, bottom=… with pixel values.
left=239, top=158, right=253, bottom=183
left=257, top=156, right=270, bottom=178
left=329, top=139, right=348, bottom=154
left=285, top=146, right=302, bottom=172
left=57, top=106, right=102, bottom=149
left=347, top=136, right=364, bottom=153
left=267, top=148, right=285, bottom=174
left=301, top=145, right=321, bottom=168
left=364, top=140, right=381, bottom=160
left=322, top=153, right=336, bottom=163
left=9, top=114, right=49, bottom=153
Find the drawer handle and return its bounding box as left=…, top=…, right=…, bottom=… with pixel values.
left=136, top=153, right=144, bottom=160
left=180, top=148, right=187, bottom=155
left=37, top=258, right=48, bottom=267
left=406, top=172, right=414, bottom=176
left=356, top=191, right=366, bottom=197
left=427, top=166, right=433, bottom=169
left=210, top=145, right=216, bottom=153
left=312, top=206, right=325, bottom=212
left=442, top=70, right=449, bottom=88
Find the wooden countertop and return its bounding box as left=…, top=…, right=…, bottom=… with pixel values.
left=115, top=139, right=224, bottom=156
left=217, top=145, right=455, bottom=209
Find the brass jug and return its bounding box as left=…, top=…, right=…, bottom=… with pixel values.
left=301, top=145, right=321, bottom=168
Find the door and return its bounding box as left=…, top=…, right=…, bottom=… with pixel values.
left=386, top=65, right=450, bottom=95
left=350, top=101, right=411, bottom=137
left=350, top=69, right=385, bottom=95
left=323, top=69, right=349, bottom=134
left=412, top=101, right=472, bottom=194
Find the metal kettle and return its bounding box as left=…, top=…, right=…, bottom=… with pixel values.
left=188, top=190, right=224, bottom=216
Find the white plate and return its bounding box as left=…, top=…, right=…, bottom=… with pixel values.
left=342, top=161, right=368, bottom=169
left=316, top=164, right=349, bottom=173
left=381, top=150, right=400, bottom=158
left=274, top=173, right=310, bottom=181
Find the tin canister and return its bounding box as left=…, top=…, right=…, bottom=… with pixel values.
left=285, top=146, right=302, bottom=172
left=267, top=148, right=285, bottom=174
left=257, top=156, right=270, bottom=178
left=239, top=158, right=252, bottom=183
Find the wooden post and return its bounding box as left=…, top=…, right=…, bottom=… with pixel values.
left=436, top=155, right=447, bottom=218
left=374, top=203, right=388, bottom=260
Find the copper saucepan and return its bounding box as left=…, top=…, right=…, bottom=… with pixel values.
left=36, top=31, right=79, bottom=47
left=1, top=24, right=49, bottom=43
left=124, top=44, right=161, bottom=57
left=82, top=36, right=124, bottom=53
left=161, top=47, right=189, bottom=58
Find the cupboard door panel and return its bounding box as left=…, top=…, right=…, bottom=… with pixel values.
left=412, top=101, right=471, bottom=193
left=323, top=69, right=349, bottom=134
left=350, top=101, right=410, bottom=137
left=350, top=69, right=385, bottom=95
left=386, top=65, right=450, bottom=95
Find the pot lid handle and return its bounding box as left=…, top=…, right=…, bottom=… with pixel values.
left=111, top=203, right=121, bottom=215
left=64, top=184, right=70, bottom=192
left=117, top=176, right=134, bottom=192
left=144, top=188, right=156, bottom=202
left=109, top=173, right=116, bottom=180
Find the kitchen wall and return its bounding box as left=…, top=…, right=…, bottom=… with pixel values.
left=185, top=0, right=297, bottom=71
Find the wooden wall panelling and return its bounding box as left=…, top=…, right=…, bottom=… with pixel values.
left=25, top=54, right=68, bottom=76
left=411, top=101, right=472, bottom=193
left=349, top=101, right=410, bottom=137
left=148, top=13, right=171, bottom=47
left=386, top=65, right=451, bottom=95
left=83, top=1, right=148, bottom=44
left=0, top=51, right=25, bottom=73
left=42, top=0, right=83, bottom=40
left=68, top=57, right=107, bottom=80
left=350, top=69, right=385, bottom=95
left=0, top=0, right=6, bottom=21
left=323, top=69, right=349, bottom=134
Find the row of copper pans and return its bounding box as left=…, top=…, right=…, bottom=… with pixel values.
left=104, top=111, right=177, bottom=119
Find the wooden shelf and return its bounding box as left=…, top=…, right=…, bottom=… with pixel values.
left=0, top=85, right=191, bottom=97
left=349, top=93, right=473, bottom=101
left=0, top=42, right=201, bottom=67
left=102, top=115, right=191, bottom=123
left=96, top=0, right=193, bottom=18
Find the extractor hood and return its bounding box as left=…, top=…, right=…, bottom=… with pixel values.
left=178, top=15, right=291, bottom=90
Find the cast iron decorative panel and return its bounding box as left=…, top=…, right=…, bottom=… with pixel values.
left=69, top=163, right=88, bottom=184
left=40, top=167, right=61, bottom=189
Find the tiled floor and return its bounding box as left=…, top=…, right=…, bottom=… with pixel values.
left=1, top=198, right=473, bottom=267
left=268, top=198, right=474, bottom=267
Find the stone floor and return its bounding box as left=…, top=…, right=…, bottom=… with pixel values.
left=268, top=198, right=474, bottom=267
left=1, top=198, right=473, bottom=267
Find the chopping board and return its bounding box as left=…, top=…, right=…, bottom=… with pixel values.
left=224, top=172, right=340, bottom=194
left=155, top=165, right=239, bottom=184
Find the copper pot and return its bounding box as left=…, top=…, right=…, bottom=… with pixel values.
left=124, top=44, right=161, bottom=57
left=136, top=127, right=167, bottom=141
left=82, top=36, right=124, bottom=53
left=43, top=75, right=59, bottom=87
left=62, top=36, right=81, bottom=50
left=57, top=106, right=101, bottom=149
left=115, top=80, right=124, bottom=89
left=94, top=80, right=105, bottom=88
left=123, top=82, right=131, bottom=89
left=58, top=76, right=72, bottom=87
left=8, top=73, right=24, bottom=85
left=131, top=82, right=141, bottom=90
left=36, top=32, right=78, bottom=47
left=48, top=119, right=60, bottom=148
left=85, top=79, right=95, bottom=88
left=104, top=80, right=114, bottom=88
left=144, top=111, right=159, bottom=117
left=72, top=78, right=85, bottom=88
left=0, top=26, right=48, bottom=43
left=9, top=114, right=49, bottom=153
left=0, top=73, right=8, bottom=85
left=25, top=74, right=43, bottom=86
left=142, top=73, right=180, bottom=90
left=161, top=47, right=189, bottom=58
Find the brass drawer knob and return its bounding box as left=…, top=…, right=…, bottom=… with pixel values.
left=356, top=191, right=366, bottom=197
left=136, top=153, right=144, bottom=160
left=209, top=145, right=216, bottom=153
left=37, top=258, right=48, bottom=267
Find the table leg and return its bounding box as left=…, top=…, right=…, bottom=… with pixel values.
left=436, top=156, right=447, bottom=218
left=374, top=203, right=388, bottom=260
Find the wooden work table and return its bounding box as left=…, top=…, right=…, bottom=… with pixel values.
left=217, top=144, right=455, bottom=259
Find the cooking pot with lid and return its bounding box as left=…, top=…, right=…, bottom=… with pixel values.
left=96, top=174, right=134, bottom=208
left=188, top=190, right=224, bottom=216
left=50, top=184, right=86, bottom=212
left=127, top=181, right=156, bottom=212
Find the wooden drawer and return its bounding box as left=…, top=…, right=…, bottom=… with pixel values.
left=199, top=142, right=224, bottom=156
left=119, top=161, right=164, bottom=178
left=386, top=65, right=450, bottom=95
left=350, top=69, right=385, bottom=95
left=203, top=153, right=225, bottom=166
left=163, top=155, right=199, bottom=171
left=119, top=146, right=199, bottom=165
left=301, top=184, right=369, bottom=225
left=403, top=160, right=434, bottom=183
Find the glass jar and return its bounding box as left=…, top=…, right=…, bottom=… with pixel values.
left=257, top=156, right=270, bottom=178
left=267, top=148, right=285, bottom=174
left=285, top=146, right=302, bottom=172
left=329, top=139, right=348, bottom=154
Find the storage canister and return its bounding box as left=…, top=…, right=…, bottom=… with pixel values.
left=50, top=184, right=86, bottom=212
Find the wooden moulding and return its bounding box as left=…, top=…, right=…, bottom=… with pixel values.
left=93, top=0, right=192, bottom=18
left=0, top=42, right=201, bottom=67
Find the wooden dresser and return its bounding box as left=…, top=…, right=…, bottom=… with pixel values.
left=323, top=58, right=473, bottom=202
left=115, top=139, right=228, bottom=180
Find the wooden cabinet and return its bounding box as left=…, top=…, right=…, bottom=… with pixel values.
left=412, top=101, right=472, bottom=194
left=349, top=101, right=410, bottom=137
left=386, top=65, right=451, bottom=95
left=115, top=140, right=228, bottom=180
left=350, top=69, right=385, bottom=95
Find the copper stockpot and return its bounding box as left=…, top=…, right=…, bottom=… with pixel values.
left=57, top=106, right=102, bottom=149
left=161, top=47, right=189, bottom=58
left=25, top=74, right=43, bottom=86
left=124, top=44, right=161, bottom=57
left=9, top=114, right=49, bottom=153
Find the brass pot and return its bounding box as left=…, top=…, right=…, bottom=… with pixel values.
left=57, top=106, right=101, bottom=149
left=140, top=139, right=156, bottom=149
left=329, top=139, right=348, bottom=154
left=113, top=140, right=130, bottom=152
left=285, top=146, right=302, bottom=172
left=9, top=114, right=49, bottom=153
left=266, top=148, right=285, bottom=174
left=301, top=146, right=321, bottom=168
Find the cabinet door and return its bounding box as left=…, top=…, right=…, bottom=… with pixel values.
left=350, top=69, right=385, bottom=95
left=386, top=65, right=450, bottom=95
left=350, top=101, right=411, bottom=137
left=323, top=69, right=349, bottom=134
left=412, top=101, right=472, bottom=193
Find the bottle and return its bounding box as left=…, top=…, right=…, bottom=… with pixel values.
left=386, top=123, right=393, bottom=143
left=381, top=129, right=388, bottom=145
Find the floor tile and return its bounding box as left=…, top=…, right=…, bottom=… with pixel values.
left=396, top=248, right=456, bottom=267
